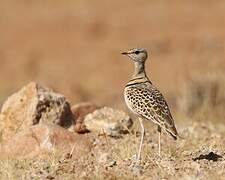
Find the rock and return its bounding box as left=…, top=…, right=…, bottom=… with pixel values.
left=71, top=102, right=99, bottom=134
left=0, top=124, right=93, bottom=159
left=0, top=82, right=74, bottom=141
left=84, top=107, right=133, bottom=137
left=97, top=152, right=110, bottom=164
left=71, top=102, right=99, bottom=121
left=97, top=152, right=116, bottom=167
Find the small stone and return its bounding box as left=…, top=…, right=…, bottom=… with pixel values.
left=108, top=160, right=117, bottom=167
left=92, top=138, right=101, bottom=146
left=84, top=107, right=133, bottom=137
left=46, top=175, right=55, bottom=180
left=71, top=102, right=98, bottom=134
left=98, top=153, right=110, bottom=164
left=130, top=163, right=143, bottom=175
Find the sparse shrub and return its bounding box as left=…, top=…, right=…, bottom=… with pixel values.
left=179, top=73, right=225, bottom=121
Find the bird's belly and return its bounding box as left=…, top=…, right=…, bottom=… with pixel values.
left=124, top=87, right=159, bottom=125
left=124, top=88, right=138, bottom=115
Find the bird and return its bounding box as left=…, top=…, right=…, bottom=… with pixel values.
left=121, top=48, right=178, bottom=160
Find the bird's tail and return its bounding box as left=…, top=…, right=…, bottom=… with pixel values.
left=165, top=122, right=180, bottom=140
left=166, top=129, right=178, bottom=140
left=166, top=125, right=184, bottom=140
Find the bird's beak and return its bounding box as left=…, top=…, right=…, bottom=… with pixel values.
left=121, top=51, right=129, bottom=55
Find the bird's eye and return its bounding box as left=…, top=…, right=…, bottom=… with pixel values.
left=134, top=51, right=140, bottom=54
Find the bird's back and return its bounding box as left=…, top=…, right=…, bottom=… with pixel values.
left=124, top=76, right=178, bottom=139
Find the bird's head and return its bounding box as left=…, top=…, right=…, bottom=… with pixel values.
left=121, top=48, right=148, bottom=63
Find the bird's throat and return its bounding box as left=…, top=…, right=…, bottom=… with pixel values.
left=132, top=61, right=146, bottom=78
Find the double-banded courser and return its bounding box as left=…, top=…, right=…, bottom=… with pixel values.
left=122, top=48, right=178, bottom=160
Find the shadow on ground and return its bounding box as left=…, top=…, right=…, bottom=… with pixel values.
left=193, top=152, right=223, bottom=162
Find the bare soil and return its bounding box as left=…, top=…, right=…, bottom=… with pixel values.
left=1, top=121, right=225, bottom=179
left=0, top=0, right=224, bottom=108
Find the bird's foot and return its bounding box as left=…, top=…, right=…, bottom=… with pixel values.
left=129, top=154, right=143, bottom=175
left=130, top=154, right=141, bottom=163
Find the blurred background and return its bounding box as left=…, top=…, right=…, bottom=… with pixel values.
left=0, top=0, right=225, bottom=121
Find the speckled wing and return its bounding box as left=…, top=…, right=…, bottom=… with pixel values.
left=124, top=82, right=178, bottom=139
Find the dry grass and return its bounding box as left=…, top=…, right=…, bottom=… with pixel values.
left=0, top=120, right=225, bottom=179
left=178, top=73, right=225, bottom=122
left=0, top=0, right=225, bottom=108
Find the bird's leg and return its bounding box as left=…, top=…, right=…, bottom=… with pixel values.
left=157, top=126, right=161, bottom=156
left=137, top=118, right=145, bottom=162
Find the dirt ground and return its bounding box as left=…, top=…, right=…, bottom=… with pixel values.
left=0, top=0, right=225, bottom=179
left=1, top=120, right=225, bottom=179
left=0, top=0, right=225, bottom=108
